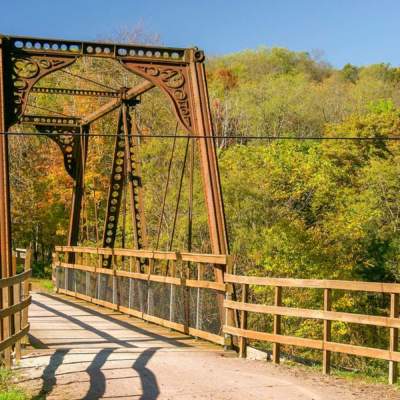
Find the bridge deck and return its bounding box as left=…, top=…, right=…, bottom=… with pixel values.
left=17, top=292, right=393, bottom=400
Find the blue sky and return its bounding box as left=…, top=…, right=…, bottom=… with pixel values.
left=1, top=0, right=400, bottom=67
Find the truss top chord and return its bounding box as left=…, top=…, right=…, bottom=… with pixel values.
left=1, top=34, right=205, bottom=64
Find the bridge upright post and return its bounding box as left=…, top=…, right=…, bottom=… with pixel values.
left=186, top=50, right=233, bottom=339
left=67, top=124, right=89, bottom=255
left=0, top=37, right=13, bottom=366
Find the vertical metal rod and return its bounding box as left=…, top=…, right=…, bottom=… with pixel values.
left=113, top=275, right=116, bottom=305
left=168, top=139, right=190, bottom=253
left=169, top=261, right=176, bottom=324
left=97, top=274, right=101, bottom=300
left=155, top=123, right=178, bottom=250
left=128, top=257, right=132, bottom=309
left=196, top=263, right=204, bottom=329
left=65, top=267, right=68, bottom=292
left=92, top=183, right=99, bottom=244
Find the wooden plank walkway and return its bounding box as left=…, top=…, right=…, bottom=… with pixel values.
left=15, top=292, right=396, bottom=400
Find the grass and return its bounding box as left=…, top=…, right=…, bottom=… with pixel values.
left=29, top=278, right=54, bottom=293
left=0, top=369, right=28, bottom=400
left=283, top=357, right=400, bottom=389
left=250, top=342, right=400, bottom=389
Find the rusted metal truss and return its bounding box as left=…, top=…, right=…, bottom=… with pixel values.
left=36, top=125, right=81, bottom=178
left=101, top=99, right=147, bottom=268
left=0, top=34, right=229, bottom=292
left=31, top=87, right=119, bottom=98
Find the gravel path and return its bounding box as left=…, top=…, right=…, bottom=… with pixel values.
left=17, top=292, right=398, bottom=400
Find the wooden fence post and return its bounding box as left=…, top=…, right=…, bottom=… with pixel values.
left=21, top=248, right=31, bottom=346
left=1, top=279, right=11, bottom=367
left=273, top=286, right=282, bottom=364
left=128, top=255, right=133, bottom=309
left=224, top=257, right=234, bottom=350
left=12, top=254, right=21, bottom=361
left=239, top=283, right=248, bottom=358
left=52, top=251, right=59, bottom=292
left=323, top=288, right=332, bottom=375
left=389, top=293, right=399, bottom=384
left=64, top=250, right=68, bottom=292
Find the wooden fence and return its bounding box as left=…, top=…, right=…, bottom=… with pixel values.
left=223, top=274, right=400, bottom=384
left=53, top=246, right=230, bottom=345
left=0, top=249, right=31, bottom=367
left=52, top=247, right=400, bottom=384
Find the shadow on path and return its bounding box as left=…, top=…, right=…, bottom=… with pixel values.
left=81, top=348, right=114, bottom=400
left=32, top=298, right=137, bottom=349
left=37, top=293, right=189, bottom=348
left=133, top=349, right=160, bottom=400
left=33, top=349, right=69, bottom=399
left=28, top=293, right=168, bottom=399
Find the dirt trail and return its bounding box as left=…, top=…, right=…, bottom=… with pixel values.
left=17, top=292, right=397, bottom=400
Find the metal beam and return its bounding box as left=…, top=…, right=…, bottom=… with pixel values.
left=0, top=36, right=13, bottom=365
left=67, top=125, right=89, bottom=252
left=5, top=35, right=190, bottom=64
left=20, top=115, right=80, bottom=127
left=82, top=81, right=154, bottom=125
left=0, top=37, right=12, bottom=280
left=31, top=87, right=119, bottom=98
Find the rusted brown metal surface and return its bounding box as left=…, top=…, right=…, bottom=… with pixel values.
left=67, top=125, right=89, bottom=250
left=0, top=34, right=230, bottom=346
left=0, top=37, right=13, bottom=365
left=31, top=87, right=119, bottom=98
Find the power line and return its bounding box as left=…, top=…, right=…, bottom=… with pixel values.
left=2, top=131, right=400, bottom=141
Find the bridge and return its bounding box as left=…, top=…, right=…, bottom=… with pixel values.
left=0, top=34, right=398, bottom=398
left=19, top=291, right=388, bottom=399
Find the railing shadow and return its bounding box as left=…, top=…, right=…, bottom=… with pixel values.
left=31, top=348, right=69, bottom=399
left=29, top=347, right=160, bottom=400
left=37, top=293, right=190, bottom=348
left=28, top=294, right=172, bottom=399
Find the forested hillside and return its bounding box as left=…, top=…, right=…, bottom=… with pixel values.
left=8, top=43, right=400, bottom=375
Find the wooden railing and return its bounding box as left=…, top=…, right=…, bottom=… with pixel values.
left=0, top=249, right=32, bottom=367
left=53, top=246, right=230, bottom=345
left=223, top=274, right=400, bottom=384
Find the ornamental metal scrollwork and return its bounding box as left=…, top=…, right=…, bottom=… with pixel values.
left=36, top=126, right=80, bottom=178
left=9, top=55, right=77, bottom=125
left=120, top=62, right=193, bottom=132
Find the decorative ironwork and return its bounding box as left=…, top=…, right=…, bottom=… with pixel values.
left=10, top=56, right=77, bottom=124
left=31, top=87, right=119, bottom=98
left=102, top=108, right=126, bottom=266
left=20, top=114, right=80, bottom=126
left=36, top=125, right=80, bottom=178
left=1, top=35, right=228, bottom=287
left=102, top=101, right=146, bottom=268
left=121, top=62, right=193, bottom=132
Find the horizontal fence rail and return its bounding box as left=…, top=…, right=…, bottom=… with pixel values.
left=0, top=249, right=31, bottom=367
left=53, top=246, right=230, bottom=345
left=223, top=274, right=400, bottom=385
